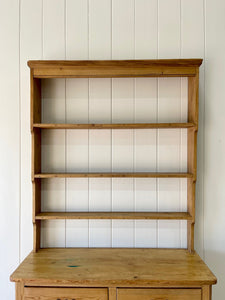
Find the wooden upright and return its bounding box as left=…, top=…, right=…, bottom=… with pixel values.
left=11, top=59, right=216, bottom=300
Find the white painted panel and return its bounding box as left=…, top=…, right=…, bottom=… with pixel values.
left=135, top=0, right=157, bottom=58
left=181, top=0, right=204, bottom=58
left=112, top=0, right=134, bottom=59
left=66, top=220, right=89, bottom=247
left=19, top=0, right=42, bottom=262
left=112, top=79, right=134, bottom=123
left=158, top=0, right=180, bottom=58
left=66, top=130, right=88, bottom=172
left=135, top=78, right=157, bottom=123
left=89, top=130, right=111, bottom=172
left=205, top=1, right=225, bottom=298
left=158, top=130, right=180, bottom=172
left=112, top=221, right=134, bottom=247
left=66, top=78, right=89, bottom=123
left=158, top=221, right=180, bottom=248
left=66, top=0, right=88, bottom=59
left=89, top=0, right=111, bottom=59
left=158, top=0, right=182, bottom=247
left=0, top=0, right=19, bottom=298
left=42, top=130, right=65, bottom=172
left=134, top=0, right=158, bottom=247
left=158, top=179, right=180, bottom=212
left=112, top=130, right=134, bottom=171
left=89, top=220, right=112, bottom=247
left=89, top=79, right=112, bottom=123
left=42, top=1, right=66, bottom=247
left=135, top=130, right=156, bottom=171
left=158, top=78, right=181, bottom=123
left=65, top=0, right=89, bottom=247
left=89, top=179, right=111, bottom=211
left=135, top=221, right=157, bottom=248
left=112, top=178, right=134, bottom=212
left=42, top=79, right=66, bottom=123
left=135, top=179, right=157, bottom=211
left=42, top=179, right=65, bottom=212
left=43, top=0, right=65, bottom=59
left=41, top=220, right=65, bottom=247
left=66, top=179, right=88, bottom=211
left=88, top=0, right=112, bottom=246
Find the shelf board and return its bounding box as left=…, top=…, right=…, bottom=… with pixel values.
left=34, top=172, right=193, bottom=179
left=35, top=212, right=192, bottom=220
left=33, top=123, right=196, bottom=130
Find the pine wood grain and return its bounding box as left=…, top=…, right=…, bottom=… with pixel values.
left=33, top=122, right=196, bottom=129
left=117, top=288, right=201, bottom=300
left=10, top=248, right=216, bottom=287
left=34, top=172, right=193, bottom=179
left=23, top=287, right=108, bottom=300
left=35, top=212, right=192, bottom=221
left=187, top=70, right=199, bottom=252
left=28, top=59, right=202, bottom=78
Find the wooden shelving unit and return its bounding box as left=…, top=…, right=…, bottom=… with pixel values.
left=11, top=59, right=217, bottom=300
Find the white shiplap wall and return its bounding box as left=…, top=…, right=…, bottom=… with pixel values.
left=1, top=0, right=224, bottom=299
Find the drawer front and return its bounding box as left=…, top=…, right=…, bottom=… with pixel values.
left=117, top=288, right=201, bottom=300
left=23, top=287, right=108, bottom=300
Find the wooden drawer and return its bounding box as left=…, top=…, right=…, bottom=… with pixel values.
left=23, top=287, right=108, bottom=300
left=117, top=288, right=201, bottom=300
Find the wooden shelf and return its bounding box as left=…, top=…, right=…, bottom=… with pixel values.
left=33, top=122, right=196, bottom=130
left=34, top=172, right=193, bottom=179
left=35, top=212, right=192, bottom=220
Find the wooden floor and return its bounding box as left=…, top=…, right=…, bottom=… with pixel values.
left=10, top=248, right=216, bottom=288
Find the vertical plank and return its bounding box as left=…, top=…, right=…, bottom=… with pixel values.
left=135, top=0, right=158, bottom=58
left=187, top=72, right=199, bottom=252
left=112, top=0, right=135, bottom=247
left=112, top=0, right=135, bottom=59
left=181, top=0, right=204, bottom=255
left=134, top=0, right=158, bottom=247
left=158, top=0, right=181, bottom=248
left=33, top=179, right=41, bottom=251
left=66, top=0, right=88, bottom=60
left=43, top=0, right=65, bottom=59
left=42, top=0, right=66, bottom=247
left=88, top=0, right=112, bottom=247
left=158, top=0, right=180, bottom=58
left=20, top=0, right=42, bottom=261
left=89, top=0, right=111, bottom=59
left=66, top=0, right=89, bottom=246
left=0, top=0, right=19, bottom=298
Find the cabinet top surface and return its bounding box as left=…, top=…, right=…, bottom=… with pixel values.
left=28, top=59, right=202, bottom=78
left=10, top=248, right=216, bottom=287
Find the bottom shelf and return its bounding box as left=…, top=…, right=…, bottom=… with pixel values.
left=35, top=211, right=192, bottom=220
left=10, top=248, right=217, bottom=287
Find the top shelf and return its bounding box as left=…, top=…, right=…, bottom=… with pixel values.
left=28, top=59, right=203, bottom=78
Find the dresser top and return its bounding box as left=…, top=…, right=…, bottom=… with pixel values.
left=10, top=248, right=216, bottom=287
